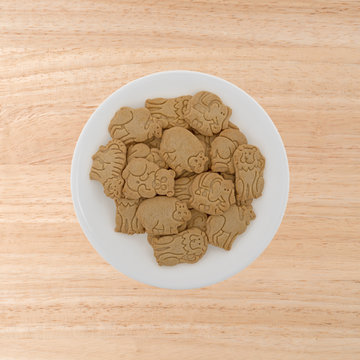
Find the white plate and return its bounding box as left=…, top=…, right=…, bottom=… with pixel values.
left=71, top=71, right=289, bottom=290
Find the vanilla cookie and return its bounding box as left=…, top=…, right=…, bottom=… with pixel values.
left=122, top=158, right=175, bottom=199
left=187, top=209, right=208, bottom=232
left=233, top=144, right=265, bottom=205
left=115, top=198, right=144, bottom=234
left=210, top=128, right=247, bottom=174
left=108, top=107, right=162, bottom=144
left=136, top=197, right=191, bottom=235
left=90, top=139, right=127, bottom=199
left=127, top=143, right=167, bottom=168
left=160, top=127, right=209, bottom=175
left=149, top=227, right=208, bottom=266
left=206, top=204, right=255, bottom=250
left=184, top=91, right=232, bottom=136
left=173, top=175, right=196, bottom=206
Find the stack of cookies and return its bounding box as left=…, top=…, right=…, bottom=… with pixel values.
left=90, top=91, right=265, bottom=266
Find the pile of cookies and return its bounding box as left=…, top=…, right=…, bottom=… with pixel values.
left=90, top=91, right=265, bottom=266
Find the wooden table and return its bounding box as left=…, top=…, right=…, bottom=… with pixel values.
left=1, top=1, right=359, bottom=359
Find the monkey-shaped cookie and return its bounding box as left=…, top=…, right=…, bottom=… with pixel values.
left=233, top=144, right=265, bottom=205
left=160, top=127, right=209, bottom=175
left=189, top=172, right=236, bottom=215
left=108, top=107, right=162, bottom=144
left=122, top=158, right=175, bottom=199
left=136, top=197, right=191, bottom=235
left=145, top=95, right=192, bottom=129
left=127, top=143, right=167, bottom=168
left=206, top=204, right=255, bottom=250
left=210, top=128, right=247, bottom=174
left=149, top=227, right=208, bottom=266
left=115, top=198, right=144, bottom=235
left=90, top=139, right=126, bottom=199
left=184, top=91, right=232, bottom=136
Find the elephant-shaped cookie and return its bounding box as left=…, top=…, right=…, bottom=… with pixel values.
left=122, top=158, right=175, bottom=199
left=115, top=198, right=144, bottom=235
left=108, top=107, right=162, bottom=144
left=89, top=139, right=127, bottom=199
left=136, top=197, right=191, bottom=235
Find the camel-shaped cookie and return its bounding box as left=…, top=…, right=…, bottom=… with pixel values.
left=136, top=197, right=191, bottom=235
left=122, top=158, right=175, bottom=199
left=108, top=107, right=162, bottom=144
left=145, top=95, right=192, bottom=129
left=127, top=143, right=167, bottom=168
left=206, top=204, right=255, bottom=250
left=89, top=139, right=126, bottom=199
left=184, top=91, right=232, bottom=136
left=210, top=128, right=247, bottom=174
left=160, top=127, right=209, bottom=176
left=148, top=227, right=208, bottom=266
left=233, top=144, right=265, bottom=205
left=115, top=198, right=144, bottom=235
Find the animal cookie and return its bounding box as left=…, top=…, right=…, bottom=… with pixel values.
left=149, top=227, right=208, bottom=266
left=206, top=204, right=255, bottom=250
left=194, top=133, right=214, bottom=169
left=115, top=198, right=144, bottom=234
left=187, top=209, right=208, bottom=232
left=189, top=172, right=236, bottom=215
left=160, top=127, right=209, bottom=175
left=136, top=197, right=191, bottom=235
left=122, top=158, right=175, bottom=199
left=233, top=144, right=265, bottom=205
left=108, top=107, right=162, bottom=144
left=127, top=143, right=167, bottom=168
left=173, top=175, right=196, bottom=206
left=185, top=91, right=232, bottom=136
left=145, top=95, right=192, bottom=129
left=210, top=128, right=248, bottom=174
left=89, top=139, right=126, bottom=199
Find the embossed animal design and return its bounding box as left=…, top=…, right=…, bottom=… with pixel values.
left=184, top=91, right=232, bottom=136
left=122, top=158, right=175, bottom=199
left=145, top=95, right=192, bottom=129
left=206, top=205, right=255, bottom=250
left=136, top=197, right=191, bottom=235
left=173, top=175, right=196, bottom=207
left=149, top=227, right=208, bottom=266
left=127, top=143, right=167, bottom=168
left=233, top=144, right=265, bottom=205
left=194, top=133, right=214, bottom=170
left=115, top=198, right=144, bottom=234
left=187, top=209, right=208, bottom=232
left=189, top=172, right=236, bottom=215
left=210, top=128, right=247, bottom=174
left=108, top=107, right=162, bottom=144
left=89, top=139, right=127, bottom=199
left=160, top=127, right=209, bottom=175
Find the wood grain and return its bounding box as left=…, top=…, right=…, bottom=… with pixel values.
left=1, top=1, right=359, bottom=359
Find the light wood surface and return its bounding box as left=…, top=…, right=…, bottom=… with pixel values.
left=1, top=1, right=359, bottom=359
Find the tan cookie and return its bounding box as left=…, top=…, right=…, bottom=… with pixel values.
left=184, top=91, right=232, bottom=136
left=90, top=139, right=127, bottom=199
left=221, top=173, right=235, bottom=182
left=228, top=121, right=239, bottom=130
left=160, top=127, right=209, bottom=175
left=210, top=128, right=247, bottom=174
left=144, top=136, right=162, bottom=149
left=194, top=133, right=214, bottom=170
left=233, top=144, right=265, bottom=205
left=173, top=175, right=196, bottom=207
left=187, top=209, right=208, bottom=232
left=145, top=95, right=192, bottom=129
left=115, top=198, right=144, bottom=234
left=127, top=143, right=167, bottom=168
left=122, top=158, right=175, bottom=199
left=108, top=107, right=162, bottom=144
left=189, top=172, right=236, bottom=215
left=149, top=227, right=208, bottom=266
left=206, top=204, right=255, bottom=250
left=136, top=197, right=191, bottom=235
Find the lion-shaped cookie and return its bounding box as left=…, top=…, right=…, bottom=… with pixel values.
left=115, top=198, right=144, bottom=235
left=108, top=107, right=162, bottom=144
left=160, top=127, right=209, bottom=175
left=184, top=91, right=232, bottom=136
left=210, top=128, right=247, bottom=174
left=189, top=172, right=236, bottom=215
left=145, top=95, right=192, bottom=129
left=206, top=204, right=255, bottom=250
left=136, top=197, right=191, bottom=235
left=89, top=139, right=127, bottom=199
left=127, top=143, right=167, bottom=168
left=122, top=158, right=175, bottom=199
left=233, top=144, right=265, bottom=205
left=148, top=227, right=208, bottom=266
